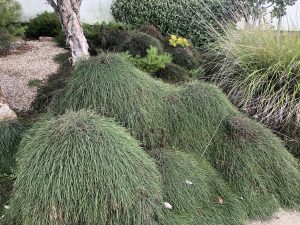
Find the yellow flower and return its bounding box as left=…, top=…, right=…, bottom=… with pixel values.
left=169, top=38, right=177, bottom=47
left=177, top=37, right=184, bottom=46
left=170, top=34, right=177, bottom=40
left=182, top=38, right=190, bottom=47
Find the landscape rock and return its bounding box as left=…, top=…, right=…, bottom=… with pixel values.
left=0, top=87, right=17, bottom=121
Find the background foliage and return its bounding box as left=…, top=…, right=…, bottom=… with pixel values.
left=112, top=0, right=234, bottom=48
left=0, top=0, right=23, bottom=54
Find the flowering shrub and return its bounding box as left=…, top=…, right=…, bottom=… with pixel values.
left=169, top=35, right=190, bottom=47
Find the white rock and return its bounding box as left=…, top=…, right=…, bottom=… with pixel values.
left=185, top=180, right=193, bottom=185
left=0, top=103, right=17, bottom=121
left=4, top=205, right=10, bottom=210
left=164, top=202, right=173, bottom=209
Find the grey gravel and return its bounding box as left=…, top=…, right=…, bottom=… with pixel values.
left=0, top=39, right=67, bottom=111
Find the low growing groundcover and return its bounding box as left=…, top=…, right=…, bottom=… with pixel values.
left=1, top=53, right=300, bottom=224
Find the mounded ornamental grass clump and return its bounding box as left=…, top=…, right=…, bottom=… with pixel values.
left=0, top=174, right=15, bottom=216
left=154, top=63, right=189, bottom=83
left=152, top=149, right=247, bottom=225
left=205, top=27, right=300, bottom=128
left=5, top=110, right=163, bottom=225
left=51, top=53, right=300, bottom=220
left=122, top=31, right=164, bottom=57
left=165, top=45, right=202, bottom=70
left=139, top=24, right=164, bottom=41
left=0, top=120, right=24, bottom=174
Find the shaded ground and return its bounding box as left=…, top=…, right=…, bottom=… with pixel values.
left=0, top=39, right=67, bottom=111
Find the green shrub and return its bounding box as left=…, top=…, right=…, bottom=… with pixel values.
left=0, top=0, right=22, bottom=54
left=122, top=31, right=163, bottom=57
left=154, top=63, right=189, bottom=82
left=73, top=22, right=132, bottom=54
left=0, top=120, right=24, bottom=175
left=153, top=149, right=247, bottom=225
left=5, top=110, right=163, bottom=225
left=0, top=29, right=12, bottom=54
left=129, top=46, right=172, bottom=73
left=51, top=53, right=300, bottom=219
left=139, top=24, right=164, bottom=41
left=112, top=0, right=234, bottom=48
left=53, top=30, right=66, bottom=47
left=165, top=45, right=202, bottom=70
left=205, top=27, right=300, bottom=128
left=25, top=12, right=61, bottom=38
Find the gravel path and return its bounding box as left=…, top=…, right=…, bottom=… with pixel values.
left=0, top=40, right=67, bottom=111
left=248, top=210, right=300, bottom=225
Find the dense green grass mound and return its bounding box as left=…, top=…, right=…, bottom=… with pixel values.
left=0, top=120, right=24, bottom=174
left=51, top=53, right=300, bottom=219
left=6, top=110, right=163, bottom=225
left=153, top=149, right=247, bottom=225
left=122, top=32, right=163, bottom=57
left=0, top=174, right=14, bottom=216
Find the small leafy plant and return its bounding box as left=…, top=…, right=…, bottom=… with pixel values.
left=129, top=46, right=172, bottom=73
left=28, top=79, right=42, bottom=88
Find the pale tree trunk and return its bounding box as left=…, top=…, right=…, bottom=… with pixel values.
left=47, top=0, right=89, bottom=64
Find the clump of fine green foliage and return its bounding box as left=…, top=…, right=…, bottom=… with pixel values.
left=0, top=175, right=14, bottom=216
left=25, top=12, right=62, bottom=38
left=122, top=31, right=164, bottom=57
left=139, top=24, right=164, bottom=41
left=153, top=149, right=247, bottom=225
left=111, top=0, right=234, bottom=48
left=0, top=120, right=24, bottom=175
left=128, top=46, right=172, bottom=73
left=0, top=0, right=23, bottom=54
left=165, top=45, right=202, bottom=70
left=154, top=63, right=189, bottom=83
left=51, top=53, right=300, bottom=220
left=206, top=27, right=300, bottom=128
left=83, top=22, right=132, bottom=53
left=5, top=110, right=163, bottom=225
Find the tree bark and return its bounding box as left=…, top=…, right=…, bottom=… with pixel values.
left=47, top=0, right=89, bottom=64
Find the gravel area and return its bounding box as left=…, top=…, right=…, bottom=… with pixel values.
left=0, top=40, right=67, bottom=111
left=248, top=210, right=300, bottom=225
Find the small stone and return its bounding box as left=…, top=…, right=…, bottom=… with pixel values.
left=185, top=180, right=193, bottom=185
left=217, top=196, right=224, bottom=204
left=39, top=36, right=54, bottom=42
left=0, top=103, right=17, bottom=121
left=164, top=202, right=173, bottom=209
